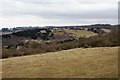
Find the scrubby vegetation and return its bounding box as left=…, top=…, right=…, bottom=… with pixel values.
left=2, top=26, right=119, bottom=58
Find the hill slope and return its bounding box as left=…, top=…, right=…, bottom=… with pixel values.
left=2, top=47, right=118, bottom=78
left=64, top=29, right=97, bottom=38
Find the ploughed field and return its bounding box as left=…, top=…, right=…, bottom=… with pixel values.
left=2, top=47, right=118, bottom=78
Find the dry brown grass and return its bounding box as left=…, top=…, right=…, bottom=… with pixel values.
left=2, top=47, right=118, bottom=78
left=101, top=29, right=111, bottom=33
left=64, top=29, right=97, bottom=38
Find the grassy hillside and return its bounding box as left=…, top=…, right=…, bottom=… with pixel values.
left=2, top=47, right=118, bottom=78
left=52, top=29, right=97, bottom=38
left=64, top=29, right=97, bottom=38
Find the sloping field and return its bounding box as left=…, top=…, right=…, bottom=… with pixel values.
left=2, top=47, right=118, bottom=78
left=64, top=29, right=97, bottom=38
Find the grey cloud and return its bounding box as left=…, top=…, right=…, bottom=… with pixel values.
left=0, top=0, right=118, bottom=28
left=2, top=2, right=117, bottom=20
left=35, top=9, right=117, bottom=19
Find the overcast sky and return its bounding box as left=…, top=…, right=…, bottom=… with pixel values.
left=0, top=0, right=119, bottom=28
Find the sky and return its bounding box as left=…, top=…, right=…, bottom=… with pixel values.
left=0, top=0, right=119, bottom=28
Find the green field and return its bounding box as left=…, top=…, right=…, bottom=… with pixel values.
left=2, top=47, right=118, bottom=78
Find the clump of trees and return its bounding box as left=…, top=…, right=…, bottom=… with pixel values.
left=3, top=29, right=54, bottom=40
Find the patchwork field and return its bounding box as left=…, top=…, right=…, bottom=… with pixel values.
left=2, top=47, right=118, bottom=78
